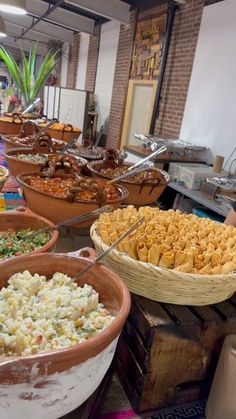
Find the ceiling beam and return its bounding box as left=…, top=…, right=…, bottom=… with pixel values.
left=0, top=38, right=47, bottom=55
left=16, top=0, right=65, bottom=41
left=5, top=22, right=53, bottom=44
left=67, top=0, right=130, bottom=24
left=26, top=0, right=95, bottom=35
left=2, top=13, right=74, bottom=43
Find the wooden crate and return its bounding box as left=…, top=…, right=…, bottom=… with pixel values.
left=116, top=294, right=236, bottom=414
left=61, top=364, right=113, bottom=418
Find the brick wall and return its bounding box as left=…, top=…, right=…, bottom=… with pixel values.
left=154, top=0, right=204, bottom=138
left=66, top=33, right=80, bottom=89
left=106, top=10, right=137, bottom=148
left=107, top=0, right=204, bottom=148
left=85, top=25, right=101, bottom=92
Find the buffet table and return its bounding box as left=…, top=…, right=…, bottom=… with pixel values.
left=168, top=181, right=229, bottom=217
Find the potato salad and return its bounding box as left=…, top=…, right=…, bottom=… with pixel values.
left=0, top=271, right=114, bottom=356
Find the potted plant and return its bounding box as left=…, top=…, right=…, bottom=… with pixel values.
left=0, top=43, right=60, bottom=107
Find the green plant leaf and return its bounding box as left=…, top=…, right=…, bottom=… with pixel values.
left=0, top=43, right=60, bottom=106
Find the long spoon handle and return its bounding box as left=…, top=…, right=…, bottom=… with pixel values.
left=127, top=145, right=167, bottom=171
left=27, top=205, right=113, bottom=240
left=107, top=163, right=150, bottom=185
left=69, top=216, right=145, bottom=284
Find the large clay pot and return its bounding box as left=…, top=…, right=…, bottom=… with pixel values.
left=0, top=248, right=131, bottom=419
left=0, top=206, right=59, bottom=260
left=1, top=134, right=67, bottom=151
left=40, top=123, right=82, bottom=143
left=0, top=165, right=9, bottom=192
left=0, top=116, right=23, bottom=135
left=88, top=160, right=170, bottom=205
left=17, top=173, right=129, bottom=226
left=3, top=148, right=88, bottom=177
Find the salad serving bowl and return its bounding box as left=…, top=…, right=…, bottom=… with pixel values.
left=0, top=207, right=59, bottom=261
left=0, top=248, right=131, bottom=419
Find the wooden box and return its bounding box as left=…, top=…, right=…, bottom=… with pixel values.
left=116, top=294, right=236, bottom=414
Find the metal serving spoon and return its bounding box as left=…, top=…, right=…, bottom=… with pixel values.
left=107, top=163, right=150, bottom=185
left=26, top=205, right=113, bottom=240
left=68, top=216, right=145, bottom=284
left=126, top=145, right=167, bottom=171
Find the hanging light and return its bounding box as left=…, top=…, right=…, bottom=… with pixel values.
left=0, top=15, right=6, bottom=37
left=0, top=0, right=27, bottom=15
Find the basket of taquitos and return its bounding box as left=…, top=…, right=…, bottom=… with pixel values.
left=90, top=205, right=236, bottom=306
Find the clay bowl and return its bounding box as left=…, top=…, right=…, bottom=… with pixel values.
left=0, top=206, right=59, bottom=261
left=1, top=134, right=67, bottom=151
left=0, top=248, right=131, bottom=419
left=67, top=146, right=104, bottom=161
left=4, top=112, right=38, bottom=119
left=0, top=165, right=9, bottom=192
left=3, top=148, right=88, bottom=177
left=0, top=117, right=23, bottom=135
left=88, top=160, right=170, bottom=205
left=17, top=173, right=129, bottom=227
left=38, top=122, right=82, bottom=143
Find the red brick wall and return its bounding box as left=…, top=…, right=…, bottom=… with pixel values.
left=85, top=25, right=101, bottom=92
left=67, top=33, right=80, bottom=89
left=154, top=0, right=204, bottom=138
left=106, top=10, right=137, bottom=148
left=107, top=0, right=204, bottom=148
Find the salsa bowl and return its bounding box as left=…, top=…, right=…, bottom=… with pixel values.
left=88, top=160, right=170, bottom=205
left=17, top=173, right=129, bottom=226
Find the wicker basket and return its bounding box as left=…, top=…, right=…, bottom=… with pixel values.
left=90, top=221, right=236, bottom=306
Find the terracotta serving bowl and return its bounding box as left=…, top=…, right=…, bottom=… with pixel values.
left=0, top=165, right=9, bottom=192
left=1, top=134, right=67, bottom=151
left=0, top=248, right=131, bottom=419
left=38, top=122, right=82, bottom=143
left=0, top=116, right=23, bottom=135
left=88, top=160, right=170, bottom=205
left=17, top=173, right=129, bottom=226
left=0, top=206, right=59, bottom=261
left=3, top=148, right=88, bottom=177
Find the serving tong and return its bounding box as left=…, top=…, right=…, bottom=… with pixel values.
left=68, top=216, right=145, bottom=284
left=107, top=146, right=167, bottom=185
left=25, top=205, right=113, bottom=241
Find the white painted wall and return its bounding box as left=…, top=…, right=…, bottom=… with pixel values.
left=95, top=21, right=120, bottom=129
left=60, top=42, right=69, bottom=88
left=180, top=0, right=236, bottom=169
left=76, top=33, right=90, bottom=90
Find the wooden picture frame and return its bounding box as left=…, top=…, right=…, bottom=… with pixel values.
left=120, top=79, right=158, bottom=149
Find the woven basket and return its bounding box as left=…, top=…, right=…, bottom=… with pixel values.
left=90, top=222, right=236, bottom=306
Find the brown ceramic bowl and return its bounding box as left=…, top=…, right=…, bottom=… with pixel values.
left=0, top=117, right=23, bottom=135
left=17, top=173, right=129, bottom=226
left=88, top=160, right=170, bottom=205
left=3, top=148, right=88, bottom=177
left=0, top=248, right=131, bottom=418
left=0, top=165, right=9, bottom=192
left=0, top=206, right=59, bottom=261
left=1, top=134, right=67, bottom=151
left=38, top=122, right=82, bottom=143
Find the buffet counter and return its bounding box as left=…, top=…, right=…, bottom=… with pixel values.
left=169, top=181, right=229, bottom=217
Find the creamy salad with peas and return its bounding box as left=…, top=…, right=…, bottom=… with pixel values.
left=0, top=271, right=114, bottom=356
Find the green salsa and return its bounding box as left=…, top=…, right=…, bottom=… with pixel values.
left=0, top=229, right=51, bottom=259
